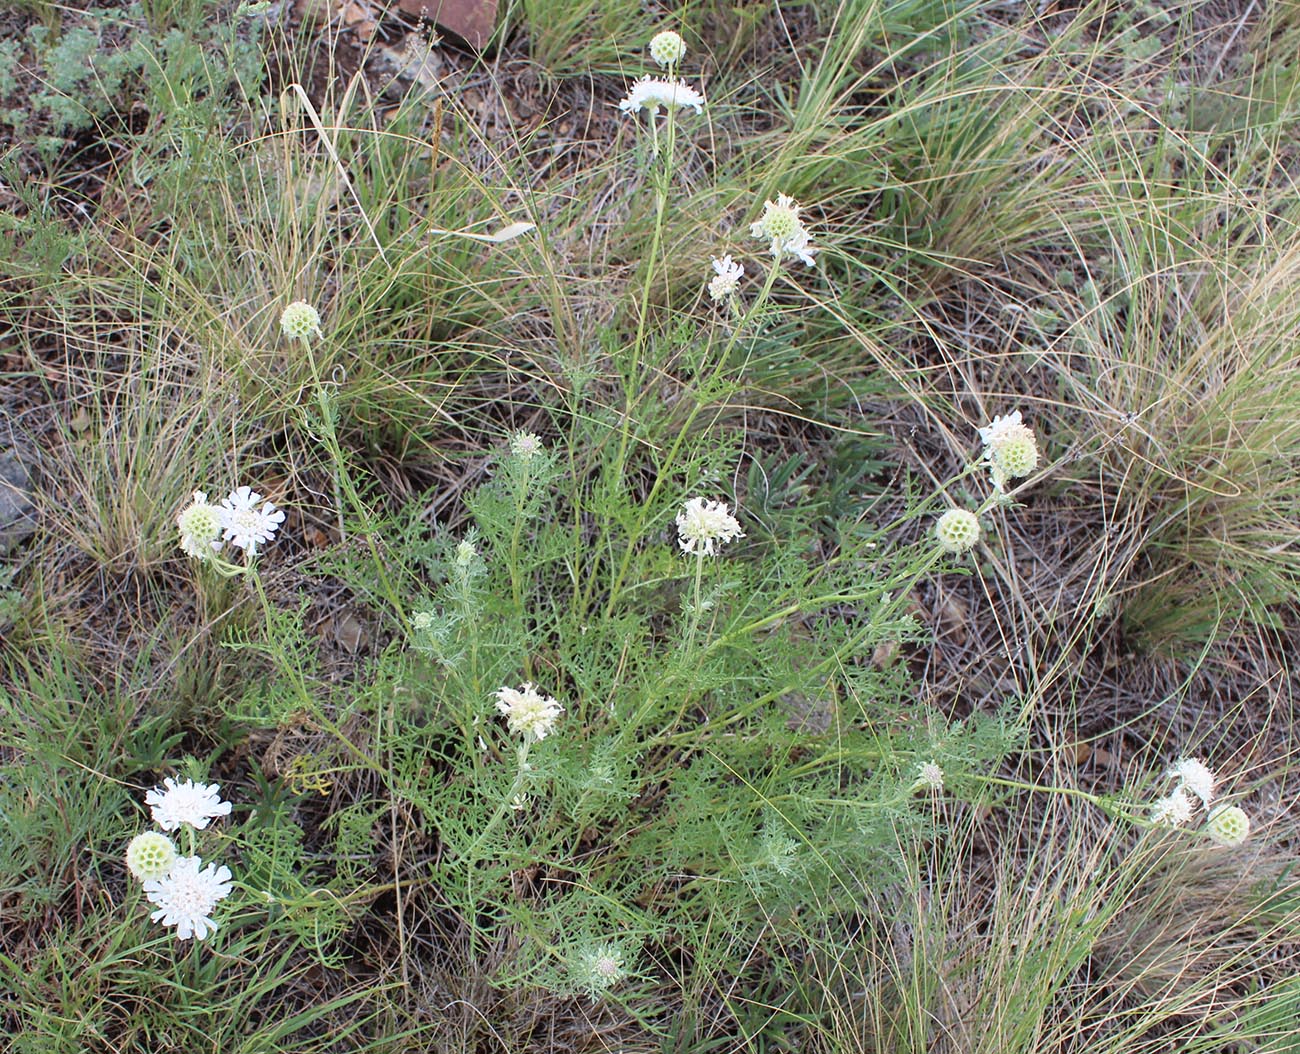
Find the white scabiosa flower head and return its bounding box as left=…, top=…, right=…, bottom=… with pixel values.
left=280, top=300, right=322, bottom=341
left=146, top=777, right=233, bottom=832
left=495, top=683, right=565, bottom=742
left=618, top=75, right=705, bottom=117
left=979, top=410, right=1039, bottom=489
left=125, top=831, right=179, bottom=881
left=676, top=497, right=744, bottom=556
left=649, top=29, right=686, bottom=68
left=1150, top=787, right=1194, bottom=827
left=707, top=255, right=744, bottom=302
left=1205, top=804, right=1250, bottom=846
left=912, top=761, right=945, bottom=794
left=935, top=508, right=981, bottom=554
left=509, top=430, right=543, bottom=461
left=455, top=539, right=478, bottom=567
left=750, top=193, right=817, bottom=267
left=977, top=410, right=1025, bottom=448
left=143, top=855, right=233, bottom=941
left=219, top=486, right=286, bottom=556
left=571, top=941, right=628, bottom=999
left=1168, top=756, right=1216, bottom=809
left=177, top=491, right=224, bottom=561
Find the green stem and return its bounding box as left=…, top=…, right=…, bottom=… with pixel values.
left=598, top=260, right=785, bottom=622
left=461, top=739, right=532, bottom=861
left=294, top=337, right=408, bottom=635
left=508, top=462, right=531, bottom=678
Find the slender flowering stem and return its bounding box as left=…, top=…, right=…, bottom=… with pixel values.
left=969, top=774, right=1150, bottom=825
left=462, top=740, right=533, bottom=909
left=681, top=549, right=708, bottom=659
left=296, top=334, right=346, bottom=544
left=508, top=457, right=532, bottom=677
left=598, top=256, right=785, bottom=622
left=293, top=331, right=405, bottom=625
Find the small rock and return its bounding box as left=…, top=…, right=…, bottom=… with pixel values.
left=0, top=449, right=35, bottom=553
left=398, top=0, right=497, bottom=51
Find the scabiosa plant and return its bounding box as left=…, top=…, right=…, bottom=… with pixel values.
left=177, top=491, right=224, bottom=560
left=750, top=193, right=817, bottom=267
left=280, top=300, right=322, bottom=342
left=648, top=29, right=686, bottom=69
left=935, top=508, right=981, bottom=554
left=495, top=683, right=565, bottom=742
left=1205, top=804, right=1251, bottom=846
left=618, top=75, right=705, bottom=119
left=219, top=486, right=286, bottom=557
left=146, top=777, right=233, bottom=832
left=676, top=497, right=744, bottom=556
left=707, top=255, right=744, bottom=302
left=142, top=855, right=233, bottom=941
left=125, top=831, right=179, bottom=881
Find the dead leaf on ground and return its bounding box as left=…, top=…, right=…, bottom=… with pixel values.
left=331, top=609, right=367, bottom=654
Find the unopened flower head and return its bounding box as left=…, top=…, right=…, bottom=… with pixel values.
left=1168, top=757, right=1216, bottom=808
left=1206, top=804, right=1250, bottom=846
left=143, top=855, right=233, bottom=941
left=935, top=508, right=980, bottom=554
left=1150, top=788, right=1194, bottom=827
left=411, top=611, right=435, bottom=631
left=177, top=491, right=223, bottom=560
left=510, top=431, right=543, bottom=461
left=280, top=300, right=322, bottom=341
left=495, top=683, right=564, bottom=742
left=913, top=761, right=945, bottom=794
left=219, top=486, right=285, bottom=556
left=750, top=193, right=817, bottom=267
left=618, top=75, right=705, bottom=117
left=146, top=778, right=232, bottom=832
left=571, top=942, right=627, bottom=999
left=125, top=831, right=178, bottom=881
left=676, top=497, right=744, bottom=556
left=649, top=29, right=686, bottom=68
left=708, top=255, right=744, bottom=301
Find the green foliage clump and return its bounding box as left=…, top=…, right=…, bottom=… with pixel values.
left=17, top=20, right=145, bottom=138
